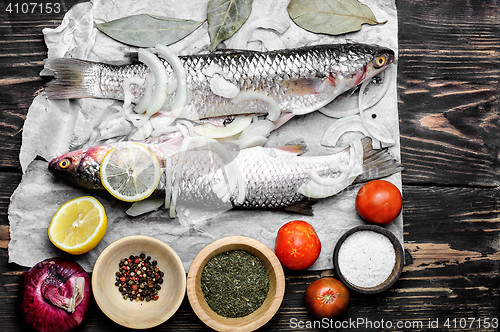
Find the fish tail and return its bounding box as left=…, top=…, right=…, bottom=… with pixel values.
left=43, top=58, right=97, bottom=99
left=356, top=137, right=403, bottom=183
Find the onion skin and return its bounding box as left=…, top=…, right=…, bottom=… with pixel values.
left=20, top=258, right=91, bottom=332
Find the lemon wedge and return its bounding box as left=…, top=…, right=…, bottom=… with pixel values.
left=48, top=196, right=107, bottom=255
left=100, top=143, right=161, bottom=202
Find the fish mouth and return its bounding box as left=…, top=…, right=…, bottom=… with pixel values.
left=47, top=157, right=58, bottom=172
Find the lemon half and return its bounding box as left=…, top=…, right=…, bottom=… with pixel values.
left=48, top=196, right=107, bottom=255
left=100, top=143, right=161, bottom=202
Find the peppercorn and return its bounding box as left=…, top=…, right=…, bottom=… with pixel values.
left=116, top=253, right=163, bottom=302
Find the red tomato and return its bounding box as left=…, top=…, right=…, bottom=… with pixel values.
left=274, top=220, right=321, bottom=270
left=305, top=277, right=350, bottom=319
left=355, top=180, right=402, bottom=225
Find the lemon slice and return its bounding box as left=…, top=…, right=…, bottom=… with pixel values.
left=48, top=196, right=107, bottom=255
left=100, top=143, right=161, bottom=202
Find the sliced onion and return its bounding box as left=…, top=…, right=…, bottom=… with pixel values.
left=133, top=74, right=154, bottom=114
left=358, top=79, right=396, bottom=146
left=194, top=115, right=252, bottom=138
left=99, top=117, right=132, bottom=140
left=363, top=117, right=395, bottom=148
left=307, top=163, right=349, bottom=186
left=122, top=77, right=145, bottom=110
left=202, top=63, right=230, bottom=79
left=137, top=48, right=168, bottom=117
left=237, top=135, right=268, bottom=149
left=239, top=119, right=274, bottom=140
left=149, top=115, right=176, bottom=137
left=177, top=119, right=195, bottom=137
left=176, top=122, right=190, bottom=138
left=231, top=91, right=281, bottom=121
left=151, top=125, right=179, bottom=138
left=130, top=120, right=154, bottom=141
left=126, top=197, right=165, bottom=216
left=228, top=15, right=290, bottom=50
left=320, top=115, right=381, bottom=149
left=298, top=140, right=363, bottom=198
left=250, top=29, right=287, bottom=51
left=155, top=44, right=187, bottom=118
left=210, top=76, right=240, bottom=98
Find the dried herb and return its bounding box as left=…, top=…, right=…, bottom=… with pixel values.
left=207, top=0, right=253, bottom=51
left=95, top=14, right=204, bottom=48
left=201, top=250, right=270, bottom=318
left=287, top=0, right=387, bottom=36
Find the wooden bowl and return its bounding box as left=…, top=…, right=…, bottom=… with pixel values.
left=333, top=225, right=404, bottom=294
left=92, top=235, right=186, bottom=329
left=187, top=236, right=285, bottom=332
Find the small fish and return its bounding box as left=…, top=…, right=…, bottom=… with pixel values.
left=48, top=137, right=401, bottom=215
left=44, top=43, right=395, bottom=121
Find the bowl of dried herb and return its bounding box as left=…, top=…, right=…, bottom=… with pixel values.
left=187, top=236, right=285, bottom=332
left=92, top=235, right=186, bottom=329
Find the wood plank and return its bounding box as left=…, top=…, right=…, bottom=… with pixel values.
left=1, top=185, right=498, bottom=330
left=396, top=0, right=500, bottom=187
left=0, top=0, right=498, bottom=185
left=0, top=0, right=499, bottom=330
left=0, top=226, right=9, bottom=249
left=0, top=172, right=21, bottom=226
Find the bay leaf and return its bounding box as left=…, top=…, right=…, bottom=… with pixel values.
left=95, top=14, right=204, bottom=48
left=207, top=0, right=253, bottom=51
left=287, top=0, right=387, bottom=36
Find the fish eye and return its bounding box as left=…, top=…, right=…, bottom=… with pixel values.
left=59, top=159, right=71, bottom=169
left=374, top=56, right=386, bottom=68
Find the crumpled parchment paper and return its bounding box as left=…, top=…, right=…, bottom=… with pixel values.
left=9, top=0, right=401, bottom=272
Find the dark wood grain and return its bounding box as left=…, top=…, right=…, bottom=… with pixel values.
left=396, top=0, right=500, bottom=187
left=1, top=0, right=499, bottom=331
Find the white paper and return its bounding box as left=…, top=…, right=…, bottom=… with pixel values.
left=9, top=0, right=401, bottom=272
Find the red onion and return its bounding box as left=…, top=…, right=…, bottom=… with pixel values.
left=20, top=258, right=91, bottom=332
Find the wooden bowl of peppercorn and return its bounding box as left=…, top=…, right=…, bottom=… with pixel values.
left=92, top=235, right=186, bottom=329
left=187, top=236, right=286, bottom=332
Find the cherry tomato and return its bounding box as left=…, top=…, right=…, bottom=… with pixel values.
left=305, top=277, right=350, bottom=319
left=274, top=220, right=321, bottom=270
left=355, top=180, right=402, bottom=225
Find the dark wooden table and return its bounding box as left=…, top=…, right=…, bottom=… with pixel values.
left=1, top=0, right=499, bottom=331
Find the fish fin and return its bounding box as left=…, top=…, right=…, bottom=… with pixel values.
left=355, top=137, right=403, bottom=183
left=279, top=199, right=318, bottom=216
left=280, top=77, right=325, bottom=95
left=43, top=58, right=96, bottom=99
left=273, top=111, right=294, bottom=130
left=273, top=140, right=307, bottom=155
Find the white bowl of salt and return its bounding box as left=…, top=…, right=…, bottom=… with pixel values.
left=333, top=225, right=404, bottom=294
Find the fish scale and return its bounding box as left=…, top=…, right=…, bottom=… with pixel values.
left=45, top=43, right=394, bottom=120
left=49, top=136, right=402, bottom=214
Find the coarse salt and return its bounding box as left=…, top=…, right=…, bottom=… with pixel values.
left=337, top=230, right=396, bottom=288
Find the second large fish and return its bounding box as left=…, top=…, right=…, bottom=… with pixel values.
left=44, top=43, right=395, bottom=120
left=48, top=136, right=401, bottom=215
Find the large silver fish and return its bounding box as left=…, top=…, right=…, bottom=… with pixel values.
left=44, top=43, right=395, bottom=121
left=48, top=136, right=401, bottom=215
